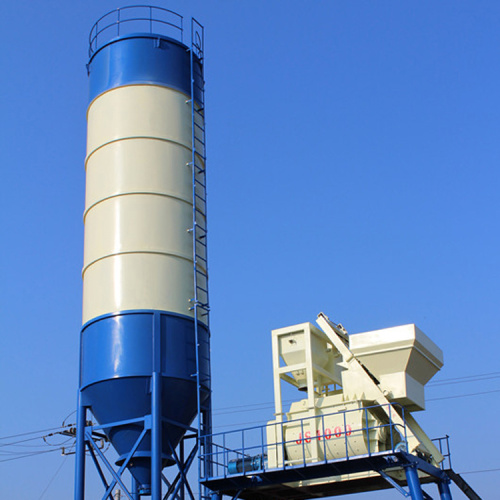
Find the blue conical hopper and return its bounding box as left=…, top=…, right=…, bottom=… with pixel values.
left=80, top=312, right=209, bottom=491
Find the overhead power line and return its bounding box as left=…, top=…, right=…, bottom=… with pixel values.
left=0, top=426, right=67, bottom=441
left=428, top=372, right=500, bottom=387
left=38, top=456, right=68, bottom=500
left=1, top=371, right=499, bottom=460
left=427, top=388, right=500, bottom=402
left=460, top=467, right=500, bottom=475
left=212, top=371, right=500, bottom=416
left=0, top=448, right=62, bottom=464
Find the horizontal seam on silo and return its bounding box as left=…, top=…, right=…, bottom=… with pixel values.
left=85, top=136, right=202, bottom=168
left=83, top=191, right=195, bottom=222
left=81, top=309, right=197, bottom=329
left=86, top=83, right=191, bottom=120
left=81, top=250, right=206, bottom=277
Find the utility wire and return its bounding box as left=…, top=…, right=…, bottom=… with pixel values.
left=214, top=372, right=500, bottom=429
left=429, top=372, right=500, bottom=387
left=0, top=434, right=66, bottom=448
left=38, top=456, right=68, bottom=500
left=2, top=371, right=500, bottom=456
left=427, top=388, right=500, bottom=402
left=460, top=467, right=500, bottom=475
left=2, top=371, right=498, bottom=441
left=0, top=448, right=61, bottom=463
left=0, top=426, right=67, bottom=441
left=213, top=371, right=500, bottom=416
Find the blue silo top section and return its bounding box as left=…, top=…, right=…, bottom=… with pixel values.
left=86, top=6, right=203, bottom=103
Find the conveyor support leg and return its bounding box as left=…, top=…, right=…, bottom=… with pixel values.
left=405, top=465, right=424, bottom=500
left=438, top=479, right=453, bottom=500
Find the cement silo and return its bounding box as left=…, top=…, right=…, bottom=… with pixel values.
left=74, top=7, right=210, bottom=499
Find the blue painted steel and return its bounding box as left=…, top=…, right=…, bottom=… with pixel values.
left=88, top=34, right=203, bottom=103
left=81, top=330, right=209, bottom=490
left=438, top=480, right=453, bottom=500
left=86, top=429, right=140, bottom=500
left=81, top=311, right=209, bottom=387
left=378, top=470, right=411, bottom=497
left=151, top=316, right=162, bottom=500
left=80, top=310, right=210, bottom=481
left=131, top=476, right=139, bottom=500
left=74, top=395, right=86, bottom=500
left=88, top=6, right=183, bottom=57
left=405, top=465, right=424, bottom=500
left=80, top=310, right=210, bottom=485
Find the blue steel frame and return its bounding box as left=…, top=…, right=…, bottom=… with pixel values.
left=75, top=8, right=211, bottom=500
left=75, top=312, right=202, bottom=500
left=200, top=404, right=454, bottom=500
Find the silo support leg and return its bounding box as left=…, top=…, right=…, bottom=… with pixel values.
left=438, top=480, right=453, bottom=500
left=151, top=370, right=162, bottom=500
left=405, top=465, right=424, bottom=500
left=74, top=394, right=86, bottom=500
left=131, top=476, right=139, bottom=500
left=151, top=313, right=163, bottom=500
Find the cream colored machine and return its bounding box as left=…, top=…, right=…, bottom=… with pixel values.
left=266, top=313, right=444, bottom=474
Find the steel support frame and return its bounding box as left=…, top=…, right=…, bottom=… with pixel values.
left=404, top=464, right=424, bottom=500
left=201, top=449, right=455, bottom=500
left=438, top=479, right=453, bottom=500
left=74, top=313, right=201, bottom=500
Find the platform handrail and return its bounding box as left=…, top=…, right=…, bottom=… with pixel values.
left=432, top=435, right=452, bottom=470
left=88, top=5, right=184, bottom=58
left=201, top=402, right=411, bottom=480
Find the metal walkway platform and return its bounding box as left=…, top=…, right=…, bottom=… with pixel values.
left=197, top=405, right=485, bottom=500
left=202, top=450, right=450, bottom=500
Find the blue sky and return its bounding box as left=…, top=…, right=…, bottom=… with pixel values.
left=1, top=1, right=499, bottom=498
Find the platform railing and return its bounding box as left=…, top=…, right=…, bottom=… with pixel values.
left=200, top=403, right=411, bottom=480
left=432, top=435, right=452, bottom=470
left=88, top=5, right=184, bottom=57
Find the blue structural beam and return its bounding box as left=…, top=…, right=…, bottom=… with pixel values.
left=74, top=395, right=86, bottom=500
left=405, top=465, right=424, bottom=500
left=438, top=480, right=453, bottom=500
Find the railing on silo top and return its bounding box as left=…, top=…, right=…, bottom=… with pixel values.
left=88, top=5, right=184, bottom=58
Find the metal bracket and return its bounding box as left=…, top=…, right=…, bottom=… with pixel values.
left=378, top=470, right=411, bottom=497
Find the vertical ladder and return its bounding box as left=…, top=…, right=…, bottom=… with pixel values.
left=189, top=18, right=212, bottom=500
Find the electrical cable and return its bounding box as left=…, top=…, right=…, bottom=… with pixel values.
left=427, top=388, right=500, bottom=402
left=429, top=372, right=500, bottom=387
left=212, top=375, right=500, bottom=428
left=0, top=448, right=61, bottom=463
left=38, top=456, right=68, bottom=500
left=0, top=426, right=67, bottom=441
left=0, top=434, right=67, bottom=448
left=2, top=371, right=500, bottom=457
left=460, top=467, right=500, bottom=475
left=211, top=370, right=500, bottom=416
